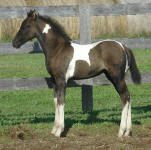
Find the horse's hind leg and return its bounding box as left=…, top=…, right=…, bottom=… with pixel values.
left=117, top=80, right=132, bottom=137
left=105, top=72, right=132, bottom=137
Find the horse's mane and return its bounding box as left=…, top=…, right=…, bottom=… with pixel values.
left=38, top=15, right=71, bottom=43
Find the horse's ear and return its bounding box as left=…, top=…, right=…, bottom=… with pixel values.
left=27, top=9, right=37, bottom=20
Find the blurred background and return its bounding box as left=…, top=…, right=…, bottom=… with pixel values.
left=0, top=0, right=151, bottom=42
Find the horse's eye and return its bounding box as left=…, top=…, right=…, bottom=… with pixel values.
left=21, top=25, right=30, bottom=30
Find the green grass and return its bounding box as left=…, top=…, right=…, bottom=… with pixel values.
left=0, top=85, right=150, bottom=150
left=133, top=50, right=151, bottom=72
left=0, top=83, right=151, bottom=131
left=0, top=54, right=49, bottom=78
left=0, top=37, right=12, bottom=43
left=0, top=49, right=150, bottom=78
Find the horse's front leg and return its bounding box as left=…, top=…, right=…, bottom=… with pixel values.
left=51, top=83, right=59, bottom=135
left=51, top=78, right=66, bottom=137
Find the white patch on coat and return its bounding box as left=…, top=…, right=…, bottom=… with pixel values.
left=125, top=53, right=129, bottom=72
left=65, top=41, right=101, bottom=82
left=118, top=101, right=131, bottom=137
left=42, top=24, right=51, bottom=34
left=66, top=40, right=129, bottom=82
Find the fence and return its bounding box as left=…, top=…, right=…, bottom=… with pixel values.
left=0, top=3, right=151, bottom=112
left=1, top=38, right=151, bottom=55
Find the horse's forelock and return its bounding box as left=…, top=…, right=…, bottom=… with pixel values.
left=27, top=10, right=37, bottom=19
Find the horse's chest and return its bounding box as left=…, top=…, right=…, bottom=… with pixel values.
left=46, top=53, right=68, bottom=76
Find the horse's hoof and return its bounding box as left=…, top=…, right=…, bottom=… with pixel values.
left=118, top=130, right=132, bottom=138
left=51, top=125, right=58, bottom=135
left=118, top=129, right=125, bottom=138
left=55, top=128, right=62, bottom=137
left=51, top=126, right=64, bottom=137
left=124, top=130, right=132, bottom=137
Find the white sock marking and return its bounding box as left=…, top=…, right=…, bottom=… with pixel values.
left=42, top=24, right=51, bottom=34
left=127, top=102, right=131, bottom=129
left=54, top=97, right=58, bottom=123
left=55, top=104, right=64, bottom=137
left=54, top=97, right=57, bottom=106
left=125, top=101, right=132, bottom=136
left=51, top=97, right=58, bottom=134
left=52, top=98, right=65, bottom=137
left=58, top=104, right=64, bottom=127
left=119, top=101, right=131, bottom=137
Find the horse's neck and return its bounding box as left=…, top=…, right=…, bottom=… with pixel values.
left=37, top=37, right=54, bottom=56
left=37, top=31, right=65, bottom=57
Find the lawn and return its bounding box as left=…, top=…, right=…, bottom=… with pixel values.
left=0, top=53, right=49, bottom=78
left=0, top=84, right=151, bottom=149
left=0, top=84, right=151, bottom=128
left=0, top=49, right=151, bottom=78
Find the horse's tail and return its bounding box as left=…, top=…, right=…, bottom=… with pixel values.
left=127, top=48, right=141, bottom=84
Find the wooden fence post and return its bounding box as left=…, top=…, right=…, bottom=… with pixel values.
left=79, top=5, right=93, bottom=112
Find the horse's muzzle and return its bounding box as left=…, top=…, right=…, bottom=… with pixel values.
left=12, top=39, right=21, bottom=48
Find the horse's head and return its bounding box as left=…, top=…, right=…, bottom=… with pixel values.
left=12, top=10, right=38, bottom=48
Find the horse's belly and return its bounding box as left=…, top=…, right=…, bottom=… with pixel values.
left=73, top=60, right=102, bottom=79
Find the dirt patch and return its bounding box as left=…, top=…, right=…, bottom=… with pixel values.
left=7, top=125, right=35, bottom=140
left=0, top=125, right=151, bottom=150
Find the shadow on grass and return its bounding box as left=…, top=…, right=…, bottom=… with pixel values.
left=1, top=105, right=151, bottom=136
left=132, top=105, right=151, bottom=113
left=62, top=105, right=151, bottom=136
left=62, top=110, right=121, bottom=137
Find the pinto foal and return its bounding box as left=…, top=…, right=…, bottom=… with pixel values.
left=12, top=10, right=141, bottom=137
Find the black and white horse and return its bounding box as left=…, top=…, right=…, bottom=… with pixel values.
left=12, top=10, right=141, bottom=137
